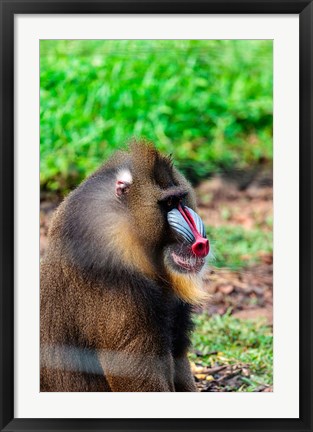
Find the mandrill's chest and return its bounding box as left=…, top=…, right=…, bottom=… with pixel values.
left=134, top=286, right=193, bottom=357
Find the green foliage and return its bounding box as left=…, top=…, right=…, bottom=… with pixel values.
left=190, top=312, right=273, bottom=390
left=40, top=40, right=273, bottom=192
left=208, top=225, right=273, bottom=269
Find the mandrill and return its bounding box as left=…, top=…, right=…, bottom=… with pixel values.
left=40, top=140, right=210, bottom=392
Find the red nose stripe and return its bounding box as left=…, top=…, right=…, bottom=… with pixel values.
left=178, top=204, right=209, bottom=257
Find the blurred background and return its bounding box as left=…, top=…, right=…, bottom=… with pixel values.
left=40, top=40, right=273, bottom=392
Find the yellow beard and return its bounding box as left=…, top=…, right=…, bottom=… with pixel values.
left=167, top=270, right=209, bottom=305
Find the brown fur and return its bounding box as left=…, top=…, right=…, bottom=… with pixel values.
left=40, top=140, right=207, bottom=392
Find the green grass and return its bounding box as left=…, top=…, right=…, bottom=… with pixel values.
left=40, top=39, right=273, bottom=192
left=190, top=312, right=273, bottom=391
left=207, top=225, right=272, bottom=269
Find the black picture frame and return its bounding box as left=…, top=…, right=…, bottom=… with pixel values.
left=1, top=1, right=312, bottom=431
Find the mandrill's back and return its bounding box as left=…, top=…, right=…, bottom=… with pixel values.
left=40, top=257, right=112, bottom=391
left=40, top=141, right=209, bottom=392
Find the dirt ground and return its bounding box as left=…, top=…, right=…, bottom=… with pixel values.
left=40, top=172, right=273, bottom=392
left=193, top=173, right=273, bottom=392
left=195, top=174, right=273, bottom=323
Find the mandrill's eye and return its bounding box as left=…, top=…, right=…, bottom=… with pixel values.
left=159, top=192, right=188, bottom=212
left=167, top=197, right=173, bottom=207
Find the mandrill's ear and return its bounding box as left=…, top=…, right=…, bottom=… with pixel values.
left=115, top=169, right=133, bottom=197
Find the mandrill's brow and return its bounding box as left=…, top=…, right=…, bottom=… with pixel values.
left=158, top=187, right=188, bottom=202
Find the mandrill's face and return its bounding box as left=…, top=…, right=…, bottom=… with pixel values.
left=160, top=193, right=209, bottom=275
left=116, top=143, right=210, bottom=276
